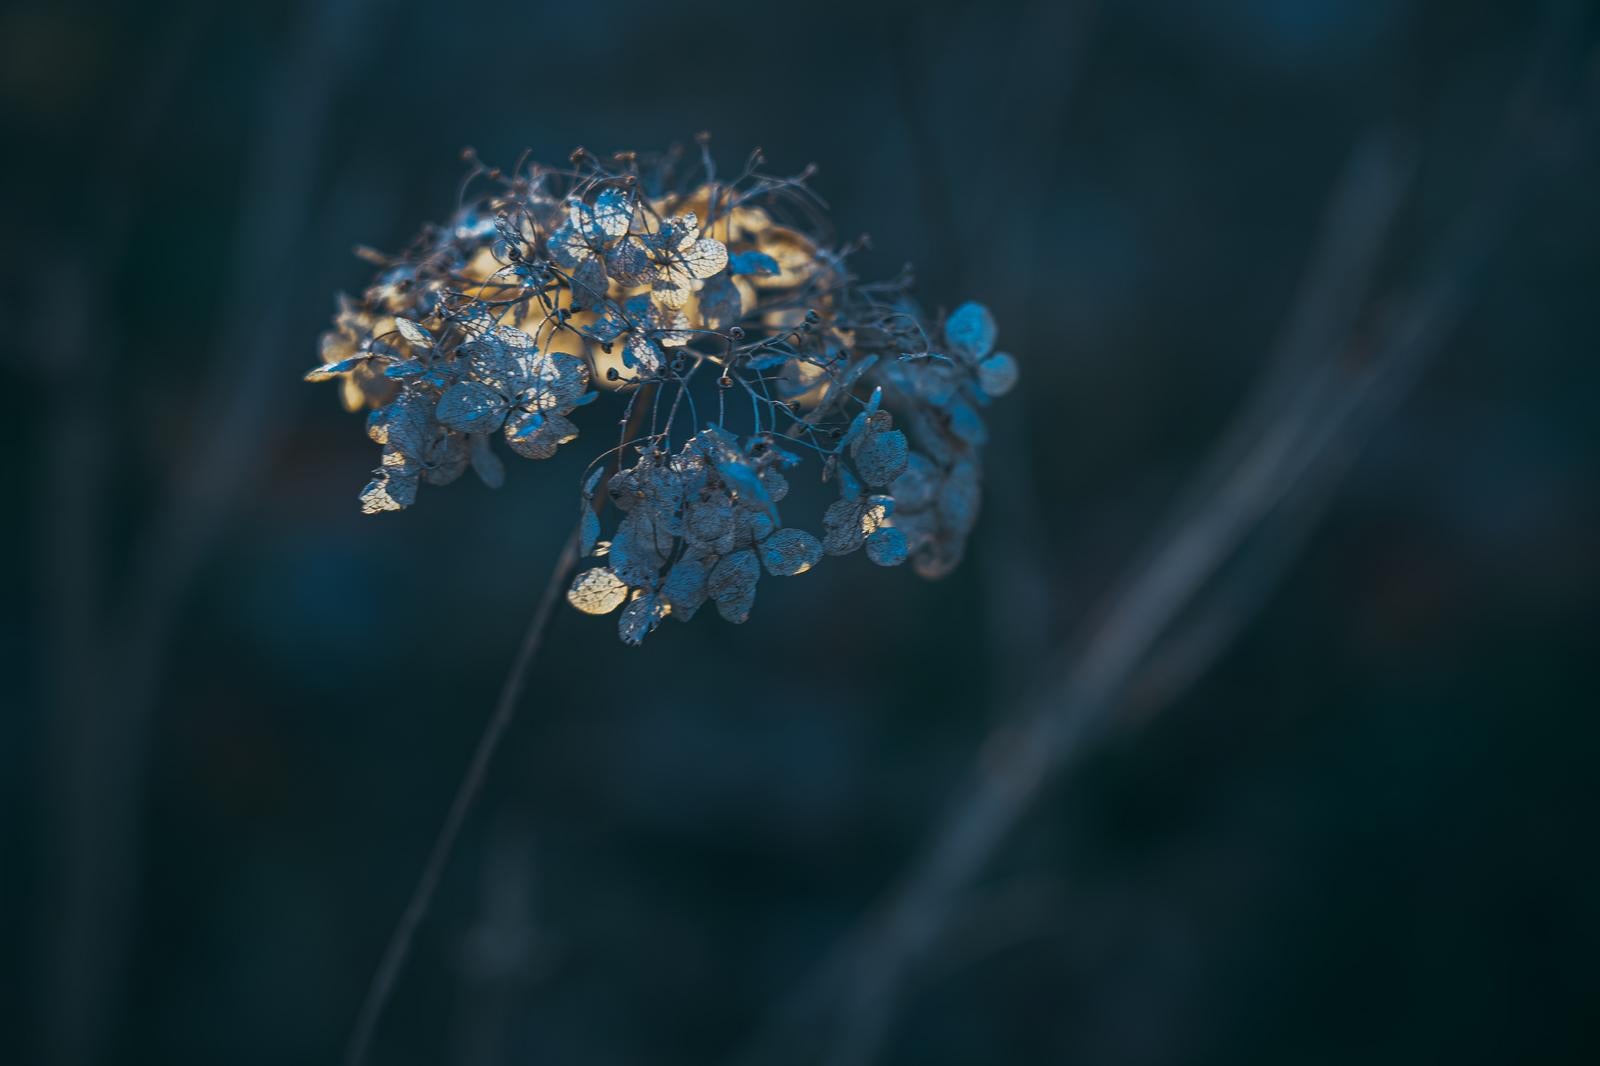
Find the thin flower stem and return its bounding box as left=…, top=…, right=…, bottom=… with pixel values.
left=344, top=527, right=580, bottom=1066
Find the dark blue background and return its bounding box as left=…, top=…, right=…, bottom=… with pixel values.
left=8, top=2, right=1599, bottom=1064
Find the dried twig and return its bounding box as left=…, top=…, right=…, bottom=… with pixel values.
left=727, top=123, right=1414, bottom=1066
left=37, top=4, right=371, bottom=1063
left=736, top=15, right=1584, bottom=1053
left=817, top=39, right=1576, bottom=1061
left=824, top=145, right=1420, bottom=1066
left=344, top=529, right=580, bottom=1066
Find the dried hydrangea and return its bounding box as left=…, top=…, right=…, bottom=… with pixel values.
left=308, top=141, right=1018, bottom=643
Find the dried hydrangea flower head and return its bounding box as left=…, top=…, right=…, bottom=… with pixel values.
left=308, top=142, right=1018, bottom=644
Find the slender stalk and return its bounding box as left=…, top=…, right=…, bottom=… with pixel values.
left=40, top=6, right=367, bottom=1064
left=344, top=529, right=580, bottom=1066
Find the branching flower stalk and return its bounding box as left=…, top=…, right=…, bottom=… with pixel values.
left=308, top=140, right=1017, bottom=643
left=309, top=140, right=1017, bottom=1065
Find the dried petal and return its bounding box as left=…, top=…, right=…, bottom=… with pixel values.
left=976, top=351, right=1019, bottom=398
left=579, top=507, right=601, bottom=556
left=359, top=473, right=416, bottom=514
left=609, top=509, right=667, bottom=586
left=760, top=528, right=822, bottom=576
left=661, top=556, right=710, bottom=621
left=698, top=272, right=743, bottom=330
left=569, top=256, right=608, bottom=307
left=707, top=548, right=759, bottom=619
left=680, top=237, right=728, bottom=280
left=852, top=426, right=909, bottom=488
left=684, top=494, right=736, bottom=553
left=470, top=435, right=504, bottom=489
left=891, top=453, right=940, bottom=511
left=567, top=567, right=629, bottom=616
left=865, top=526, right=908, bottom=567
left=436, top=380, right=509, bottom=435
left=504, top=410, right=578, bottom=460
left=618, top=592, right=666, bottom=645
left=944, top=302, right=996, bottom=364
left=729, top=250, right=780, bottom=277
left=394, top=317, right=434, bottom=349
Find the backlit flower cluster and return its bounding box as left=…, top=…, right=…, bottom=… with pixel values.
left=308, top=143, right=1018, bottom=643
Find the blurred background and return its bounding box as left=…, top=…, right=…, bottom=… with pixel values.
left=7, top=1, right=1599, bottom=1064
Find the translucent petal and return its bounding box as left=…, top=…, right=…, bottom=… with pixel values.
left=584, top=303, right=630, bottom=345
left=839, top=409, right=873, bottom=451
left=822, top=499, right=866, bottom=556
left=420, top=433, right=470, bottom=486
left=394, top=317, right=434, bottom=349
left=680, top=237, right=728, bottom=280
left=618, top=592, right=666, bottom=646
left=580, top=507, right=601, bottom=556
left=436, top=380, right=509, bottom=435
left=761, top=528, right=822, bottom=576
left=568, top=256, right=608, bottom=308
left=657, top=212, right=700, bottom=251
left=912, top=536, right=964, bottom=580
left=661, top=556, right=710, bottom=621
left=741, top=509, right=776, bottom=545
left=944, top=302, right=996, bottom=364
left=946, top=398, right=989, bottom=447
left=470, top=435, right=505, bottom=489
left=623, top=332, right=664, bottom=373
left=547, top=218, right=589, bottom=267
left=651, top=305, right=694, bottom=348
left=370, top=389, right=435, bottom=456
left=729, top=250, right=780, bottom=277
left=605, top=238, right=650, bottom=286
left=650, top=275, right=692, bottom=310
left=582, top=187, right=633, bottom=241
left=707, top=548, right=760, bottom=607
left=359, top=473, right=416, bottom=514
left=383, top=359, right=428, bottom=381
left=894, top=507, right=937, bottom=553
left=684, top=495, right=736, bottom=553
left=713, top=584, right=756, bottom=624
left=861, top=496, right=893, bottom=533
left=304, top=356, right=364, bottom=381
left=504, top=410, right=578, bottom=460
left=379, top=443, right=420, bottom=477
left=522, top=352, right=590, bottom=412
left=838, top=465, right=863, bottom=502
left=852, top=427, right=909, bottom=488
left=567, top=567, right=630, bottom=616
left=750, top=226, right=818, bottom=289
left=936, top=463, right=981, bottom=536
left=977, top=351, right=1019, bottom=398
left=450, top=305, right=498, bottom=340
left=697, top=272, right=743, bottom=331
left=891, top=453, right=939, bottom=511
left=610, top=509, right=667, bottom=586
left=865, top=526, right=908, bottom=567
left=824, top=354, right=879, bottom=410
left=717, top=461, right=774, bottom=515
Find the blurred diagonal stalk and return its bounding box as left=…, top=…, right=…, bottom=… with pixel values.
left=39, top=2, right=369, bottom=1063
left=35, top=7, right=213, bottom=1064
left=815, top=41, right=1581, bottom=1065
left=344, top=529, right=580, bottom=1066
left=730, top=130, right=1412, bottom=1066
left=735, top=21, right=1585, bottom=1053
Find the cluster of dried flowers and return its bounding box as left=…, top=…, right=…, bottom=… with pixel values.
left=308, top=142, right=1017, bottom=644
